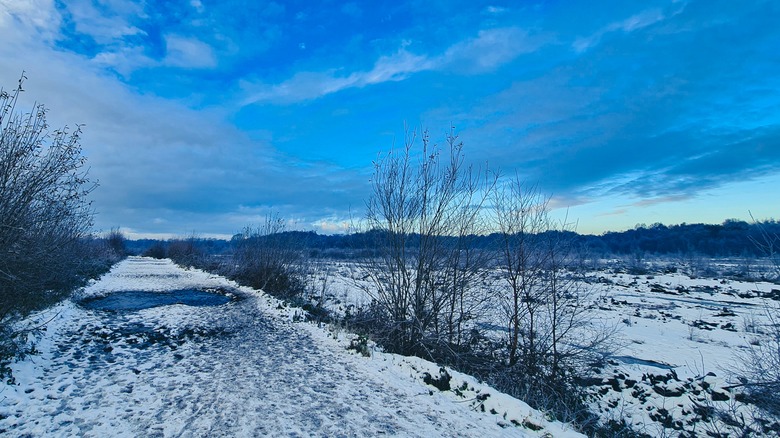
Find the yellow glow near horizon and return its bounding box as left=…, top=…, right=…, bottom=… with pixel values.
left=554, top=173, right=780, bottom=235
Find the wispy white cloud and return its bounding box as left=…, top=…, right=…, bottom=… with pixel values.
left=63, top=0, right=145, bottom=44
left=439, top=27, right=539, bottom=74
left=597, top=208, right=628, bottom=218
left=163, top=34, right=217, bottom=69
left=242, top=49, right=432, bottom=104
left=573, top=8, right=670, bottom=52
left=91, top=34, right=217, bottom=73
left=190, top=0, right=205, bottom=14
left=2, top=0, right=219, bottom=74
left=629, top=195, right=692, bottom=208
left=483, top=6, right=508, bottom=15
left=311, top=217, right=352, bottom=234
left=243, top=26, right=539, bottom=105
left=91, top=46, right=154, bottom=75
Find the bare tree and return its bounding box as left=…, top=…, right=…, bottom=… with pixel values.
left=489, top=176, right=617, bottom=420
left=361, top=127, right=494, bottom=358
left=490, top=181, right=550, bottom=370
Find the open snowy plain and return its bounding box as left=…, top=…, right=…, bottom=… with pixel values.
left=0, top=257, right=581, bottom=437
left=312, top=259, right=780, bottom=436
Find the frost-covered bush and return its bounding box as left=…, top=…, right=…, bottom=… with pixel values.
left=0, top=75, right=104, bottom=376
left=142, top=242, right=168, bottom=259
left=229, top=214, right=307, bottom=301
left=167, top=237, right=203, bottom=267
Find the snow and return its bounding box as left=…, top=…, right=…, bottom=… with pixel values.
left=0, top=257, right=582, bottom=437
left=305, top=260, right=780, bottom=436
left=579, top=270, right=779, bottom=435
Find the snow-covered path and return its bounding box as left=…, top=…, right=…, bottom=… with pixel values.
left=0, top=257, right=579, bottom=437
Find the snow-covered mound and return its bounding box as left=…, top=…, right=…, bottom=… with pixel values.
left=0, top=257, right=582, bottom=437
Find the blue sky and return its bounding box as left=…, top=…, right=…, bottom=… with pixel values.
left=1, top=0, right=778, bottom=238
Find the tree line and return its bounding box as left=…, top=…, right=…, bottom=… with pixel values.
left=132, top=219, right=780, bottom=261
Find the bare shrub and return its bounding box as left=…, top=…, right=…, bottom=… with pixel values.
left=361, top=127, right=494, bottom=359
left=0, top=75, right=98, bottom=378
left=167, top=234, right=204, bottom=268
left=230, top=214, right=307, bottom=301
left=76, top=229, right=127, bottom=280
left=726, top=309, right=780, bottom=429
left=490, top=177, right=618, bottom=424
left=716, top=215, right=780, bottom=434
left=142, top=242, right=168, bottom=259
left=749, top=214, right=780, bottom=282
left=104, top=227, right=127, bottom=258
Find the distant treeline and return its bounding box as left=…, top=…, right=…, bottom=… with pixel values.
left=584, top=219, right=779, bottom=257
left=127, top=219, right=779, bottom=259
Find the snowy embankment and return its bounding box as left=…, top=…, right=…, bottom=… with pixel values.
left=0, top=257, right=582, bottom=437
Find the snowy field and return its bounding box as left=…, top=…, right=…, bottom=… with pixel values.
left=309, top=259, right=780, bottom=436
left=0, top=257, right=581, bottom=437
left=581, top=268, right=779, bottom=435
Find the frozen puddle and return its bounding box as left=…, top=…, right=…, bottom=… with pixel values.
left=79, top=289, right=232, bottom=311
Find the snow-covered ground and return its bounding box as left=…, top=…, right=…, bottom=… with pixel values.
left=582, top=270, right=779, bottom=435
left=307, top=260, right=780, bottom=436
left=0, top=257, right=582, bottom=437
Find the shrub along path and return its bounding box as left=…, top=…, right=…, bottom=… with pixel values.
left=0, top=257, right=578, bottom=437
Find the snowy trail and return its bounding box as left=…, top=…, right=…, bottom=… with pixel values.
left=0, top=257, right=577, bottom=437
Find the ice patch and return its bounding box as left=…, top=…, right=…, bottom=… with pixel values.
left=79, top=289, right=232, bottom=312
